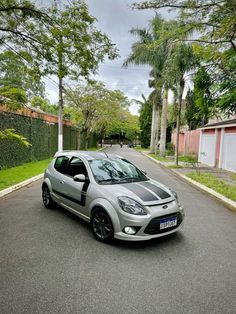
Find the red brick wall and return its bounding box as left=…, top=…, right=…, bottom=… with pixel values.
left=0, top=105, right=72, bottom=126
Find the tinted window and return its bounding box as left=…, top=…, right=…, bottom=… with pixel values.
left=54, top=156, right=70, bottom=174
left=64, top=157, right=88, bottom=177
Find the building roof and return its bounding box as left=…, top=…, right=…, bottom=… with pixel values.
left=200, top=118, right=236, bottom=130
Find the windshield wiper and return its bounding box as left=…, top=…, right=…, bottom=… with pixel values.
left=97, top=178, right=119, bottom=183
left=119, top=177, right=141, bottom=182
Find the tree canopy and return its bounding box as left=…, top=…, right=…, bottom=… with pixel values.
left=132, top=0, right=236, bottom=115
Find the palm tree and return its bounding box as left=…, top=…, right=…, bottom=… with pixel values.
left=123, top=15, right=169, bottom=154
left=148, top=73, right=162, bottom=154
left=165, top=43, right=197, bottom=164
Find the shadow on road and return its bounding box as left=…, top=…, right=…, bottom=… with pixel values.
left=49, top=203, right=185, bottom=252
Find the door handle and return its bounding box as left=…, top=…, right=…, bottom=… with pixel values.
left=60, top=180, right=66, bottom=184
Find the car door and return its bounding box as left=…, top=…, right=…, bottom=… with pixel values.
left=50, top=155, right=71, bottom=203
left=57, top=156, right=90, bottom=219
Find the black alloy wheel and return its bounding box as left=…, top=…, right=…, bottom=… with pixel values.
left=91, top=209, right=114, bottom=243
left=42, top=185, right=54, bottom=209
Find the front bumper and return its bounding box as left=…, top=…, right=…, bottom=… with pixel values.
left=113, top=201, right=185, bottom=241
left=114, top=221, right=184, bottom=241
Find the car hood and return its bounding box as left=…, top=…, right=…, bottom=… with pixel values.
left=100, top=179, right=174, bottom=206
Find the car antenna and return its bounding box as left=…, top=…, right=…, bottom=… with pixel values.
left=104, top=151, right=109, bottom=158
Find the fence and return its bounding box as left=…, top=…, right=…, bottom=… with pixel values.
left=0, top=110, right=79, bottom=168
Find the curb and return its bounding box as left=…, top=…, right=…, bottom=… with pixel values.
left=0, top=173, right=44, bottom=198
left=142, top=152, right=236, bottom=213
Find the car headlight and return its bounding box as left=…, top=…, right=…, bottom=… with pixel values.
left=118, top=196, right=148, bottom=215
left=169, top=188, right=180, bottom=205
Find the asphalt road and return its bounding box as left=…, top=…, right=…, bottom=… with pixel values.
left=0, top=146, right=236, bottom=314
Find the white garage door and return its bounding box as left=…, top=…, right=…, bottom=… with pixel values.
left=221, top=133, right=236, bottom=172
left=199, top=133, right=216, bottom=167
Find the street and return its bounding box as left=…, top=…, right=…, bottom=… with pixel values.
left=0, top=146, right=236, bottom=314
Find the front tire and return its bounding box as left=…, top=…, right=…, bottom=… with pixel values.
left=42, top=185, right=54, bottom=209
left=91, top=208, right=114, bottom=243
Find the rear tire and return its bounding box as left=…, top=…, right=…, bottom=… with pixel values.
left=42, top=185, right=54, bottom=209
left=91, top=208, right=114, bottom=243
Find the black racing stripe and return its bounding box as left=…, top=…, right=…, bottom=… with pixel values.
left=123, top=183, right=158, bottom=202
left=52, top=179, right=90, bottom=207
left=52, top=189, right=82, bottom=205
left=81, top=180, right=89, bottom=206
left=141, top=182, right=171, bottom=199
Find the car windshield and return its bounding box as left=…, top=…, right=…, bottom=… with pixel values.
left=89, top=158, right=148, bottom=184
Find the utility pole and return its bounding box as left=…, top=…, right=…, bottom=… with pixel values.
left=54, top=0, right=63, bottom=151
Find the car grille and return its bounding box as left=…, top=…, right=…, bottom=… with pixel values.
left=144, top=212, right=183, bottom=235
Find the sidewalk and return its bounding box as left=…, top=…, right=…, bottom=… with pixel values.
left=142, top=151, right=236, bottom=212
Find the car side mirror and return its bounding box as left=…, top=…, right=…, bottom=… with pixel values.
left=142, top=170, right=147, bottom=175
left=73, top=174, right=86, bottom=182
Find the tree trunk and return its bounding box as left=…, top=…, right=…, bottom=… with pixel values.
left=159, top=88, right=168, bottom=157
left=174, top=80, right=185, bottom=165
left=150, top=102, right=158, bottom=153
left=154, top=105, right=161, bottom=155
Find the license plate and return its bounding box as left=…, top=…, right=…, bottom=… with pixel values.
left=160, top=217, right=177, bottom=230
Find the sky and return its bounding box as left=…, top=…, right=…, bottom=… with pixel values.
left=41, top=0, right=174, bottom=115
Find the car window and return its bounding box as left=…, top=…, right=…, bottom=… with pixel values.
left=54, top=156, right=70, bottom=174
left=89, top=158, right=148, bottom=184
left=64, top=157, right=88, bottom=177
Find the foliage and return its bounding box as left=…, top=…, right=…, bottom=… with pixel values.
left=132, top=0, right=236, bottom=115
left=0, top=128, right=30, bottom=147
left=138, top=96, right=152, bottom=147
left=193, top=66, right=213, bottom=125
left=0, top=157, right=52, bottom=190
left=185, top=90, right=202, bottom=130
left=0, top=0, right=47, bottom=47
left=187, top=172, right=236, bottom=202
left=118, top=111, right=140, bottom=142
left=124, top=15, right=171, bottom=155
left=0, top=50, right=45, bottom=99
left=0, top=85, right=26, bottom=109
left=31, top=96, right=58, bottom=115
left=0, top=111, right=79, bottom=168
left=65, top=81, right=136, bottom=147
left=41, top=1, right=118, bottom=88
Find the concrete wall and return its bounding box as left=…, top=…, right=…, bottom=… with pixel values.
left=172, top=129, right=200, bottom=155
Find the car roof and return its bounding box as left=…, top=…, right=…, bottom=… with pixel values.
left=54, top=150, right=122, bottom=161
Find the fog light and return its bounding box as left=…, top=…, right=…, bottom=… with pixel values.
left=124, top=226, right=137, bottom=235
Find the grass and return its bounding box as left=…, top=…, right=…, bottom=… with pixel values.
left=186, top=172, right=236, bottom=202
left=149, top=154, right=169, bottom=162
left=178, top=155, right=198, bottom=163
left=231, top=173, right=236, bottom=181
left=134, top=146, right=148, bottom=152
left=168, top=165, right=183, bottom=169
left=0, top=158, right=52, bottom=191
left=86, top=147, right=99, bottom=151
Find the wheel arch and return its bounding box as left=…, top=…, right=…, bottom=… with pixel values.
left=89, top=198, right=120, bottom=233
left=42, top=178, right=52, bottom=191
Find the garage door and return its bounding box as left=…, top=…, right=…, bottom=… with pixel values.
left=199, top=133, right=216, bottom=167
left=221, top=133, right=236, bottom=172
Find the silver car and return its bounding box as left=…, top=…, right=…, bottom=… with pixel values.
left=42, top=151, right=185, bottom=242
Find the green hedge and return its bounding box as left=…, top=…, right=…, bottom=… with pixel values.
left=0, top=111, right=79, bottom=169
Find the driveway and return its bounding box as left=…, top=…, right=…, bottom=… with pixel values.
left=0, top=146, right=235, bottom=314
